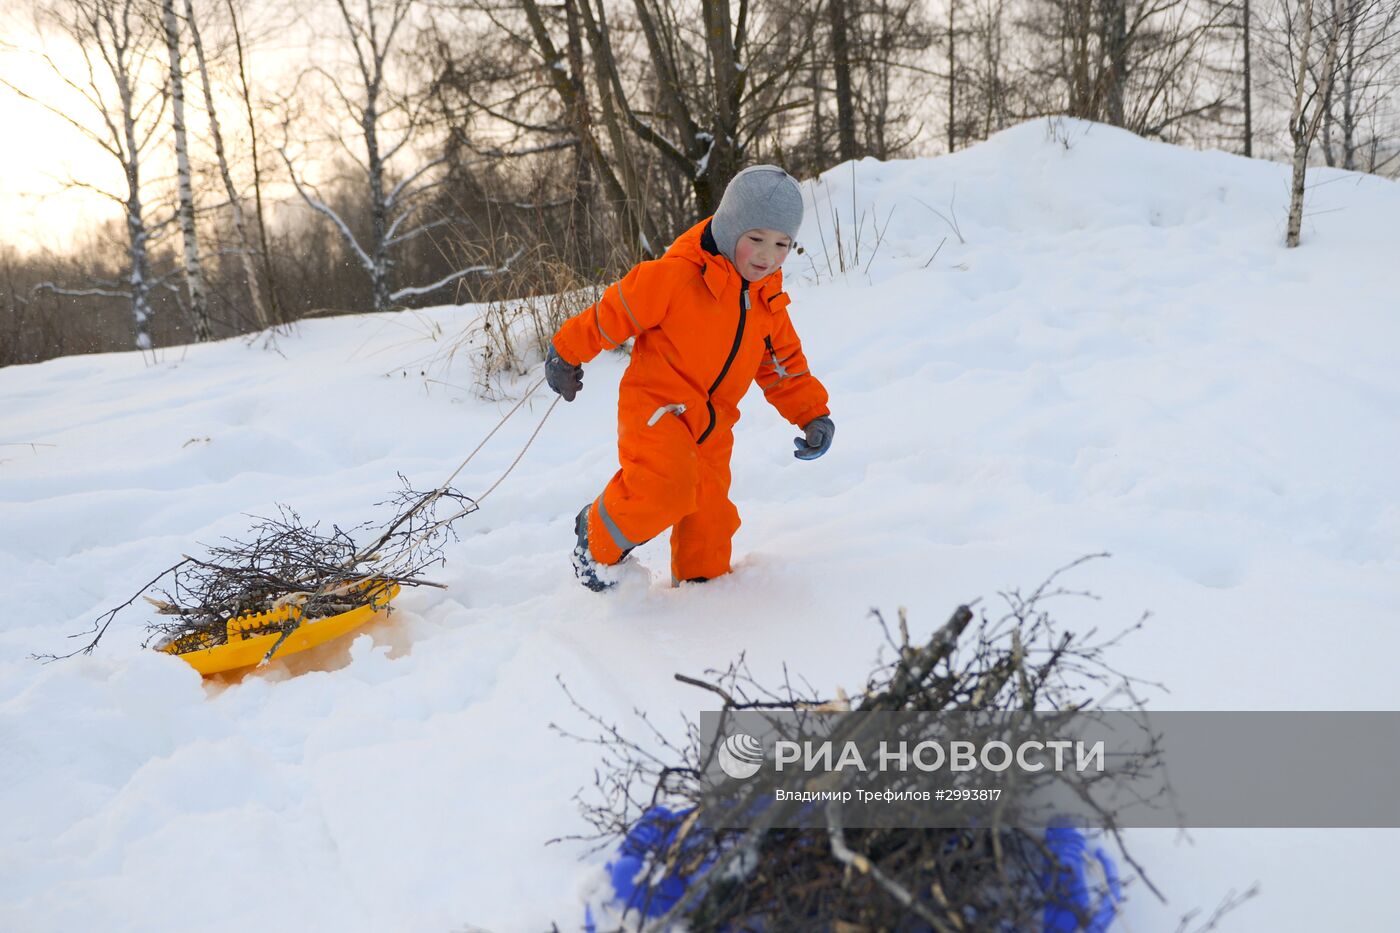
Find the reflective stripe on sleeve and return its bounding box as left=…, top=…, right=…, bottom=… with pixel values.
left=761, top=369, right=810, bottom=392
left=615, top=282, right=643, bottom=332
left=594, top=306, right=621, bottom=349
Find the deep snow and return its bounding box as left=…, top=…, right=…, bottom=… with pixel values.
left=2, top=119, right=1398, bottom=931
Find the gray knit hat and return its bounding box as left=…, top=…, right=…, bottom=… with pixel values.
left=710, top=165, right=804, bottom=266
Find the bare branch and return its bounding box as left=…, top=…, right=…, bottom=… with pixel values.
left=388, top=246, right=527, bottom=301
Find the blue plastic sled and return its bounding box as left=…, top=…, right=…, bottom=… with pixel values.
left=586, top=807, right=1122, bottom=931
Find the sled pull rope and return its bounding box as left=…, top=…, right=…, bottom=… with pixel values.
left=394, top=376, right=562, bottom=550
left=348, top=376, right=557, bottom=568
left=442, top=374, right=551, bottom=491
left=464, top=385, right=560, bottom=506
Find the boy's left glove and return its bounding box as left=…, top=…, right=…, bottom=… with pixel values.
left=793, top=415, right=834, bottom=460
left=545, top=343, right=583, bottom=401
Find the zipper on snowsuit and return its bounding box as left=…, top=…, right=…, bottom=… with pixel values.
left=698, top=284, right=749, bottom=444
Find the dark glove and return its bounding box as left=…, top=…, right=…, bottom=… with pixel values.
left=545, top=343, right=583, bottom=401
left=793, top=415, right=834, bottom=460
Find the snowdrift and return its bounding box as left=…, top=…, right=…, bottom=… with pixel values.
left=2, top=118, right=1398, bottom=931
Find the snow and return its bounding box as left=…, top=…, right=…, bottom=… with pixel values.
left=695, top=131, right=716, bottom=179
left=3, top=118, right=1400, bottom=930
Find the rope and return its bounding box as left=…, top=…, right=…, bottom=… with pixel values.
left=431, top=390, right=561, bottom=526
left=470, top=393, right=561, bottom=505
left=347, top=374, right=553, bottom=569
left=441, top=375, right=548, bottom=490
left=262, top=375, right=562, bottom=666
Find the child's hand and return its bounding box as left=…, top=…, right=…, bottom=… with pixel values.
left=793, top=416, right=834, bottom=460
left=545, top=344, right=584, bottom=401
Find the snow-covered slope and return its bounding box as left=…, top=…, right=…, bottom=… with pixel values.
left=2, top=119, right=1398, bottom=931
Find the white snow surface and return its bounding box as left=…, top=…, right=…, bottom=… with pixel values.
left=3, top=119, right=1399, bottom=931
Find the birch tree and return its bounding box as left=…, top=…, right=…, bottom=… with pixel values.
left=1318, top=0, right=1400, bottom=172
left=2, top=0, right=169, bottom=351
left=1277, top=0, right=1344, bottom=246
left=281, top=0, right=512, bottom=314
left=161, top=0, right=211, bottom=341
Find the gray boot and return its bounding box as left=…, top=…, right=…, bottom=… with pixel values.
left=571, top=505, right=632, bottom=592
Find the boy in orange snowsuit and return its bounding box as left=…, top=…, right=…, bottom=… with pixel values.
left=545, top=166, right=834, bottom=590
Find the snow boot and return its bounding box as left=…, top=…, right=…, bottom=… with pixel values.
left=572, top=505, right=633, bottom=592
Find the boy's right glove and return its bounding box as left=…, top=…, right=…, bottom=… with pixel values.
left=545, top=344, right=583, bottom=401
left=793, top=415, right=834, bottom=460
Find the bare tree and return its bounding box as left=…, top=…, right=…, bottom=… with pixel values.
left=1019, top=0, right=1234, bottom=141
left=1319, top=0, right=1400, bottom=171
left=446, top=0, right=825, bottom=250
left=846, top=0, right=938, bottom=159
left=829, top=0, right=859, bottom=161
left=1276, top=0, right=1344, bottom=245
left=2, top=0, right=171, bottom=351
left=949, top=0, right=961, bottom=151
left=512, top=0, right=658, bottom=260
left=965, top=0, right=1017, bottom=137
left=576, top=0, right=818, bottom=218
left=184, top=0, right=273, bottom=330
left=161, top=0, right=211, bottom=341
left=772, top=0, right=937, bottom=170
left=1244, top=0, right=1255, bottom=154
left=224, top=0, right=285, bottom=323
left=281, top=0, right=513, bottom=314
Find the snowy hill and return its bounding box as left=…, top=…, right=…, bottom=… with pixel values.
left=2, top=118, right=1398, bottom=931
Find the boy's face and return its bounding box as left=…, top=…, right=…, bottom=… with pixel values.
left=733, top=228, right=792, bottom=282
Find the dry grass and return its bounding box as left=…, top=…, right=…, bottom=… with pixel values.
left=432, top=237, right=610, bottom=398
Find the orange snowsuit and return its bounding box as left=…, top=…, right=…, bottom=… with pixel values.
left=552, top=217, right=830, bottom=583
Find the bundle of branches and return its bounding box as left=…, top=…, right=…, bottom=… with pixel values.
left=39, top=374, right=562, bottom=666
left=558, top=558, right=1247, bottom=932
left=47, top=476, right=475, bottom=661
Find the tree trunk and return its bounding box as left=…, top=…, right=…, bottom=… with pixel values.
left=527, top=0, right=656, bottom=259
left=576, top=0, right=666, bottom=255
left=697, top=0, right=744, bottom=214
left=227, top=0, right=283, bottom=324
left=1100, top=0, right=1128, bottom=126
left=186, top=0, right=270, bottom=331
left=1285, top=128, right=1311, bottom=246
left=161, top=0, right=211, bottom=341
left=115, top=64, right=154, bottom=351
left=563, top=0, right=596, bottom=269
left=365, top=77, right=391, bottom=313
left=1320, top=0, right=1338, bottom=166
left=1320, top=79, right=1336, bottom=159
left=1243, top=0, right=1253, bottom=156
left=1075, top=0, right=1097, bottom=118
left=1286, top=0, right=1341, bottom=248
left=948, top=0, right=957, bottom=151
left=1339, top=0, right=1357, bottom=171
left=829, top=0, right=858, bottom=161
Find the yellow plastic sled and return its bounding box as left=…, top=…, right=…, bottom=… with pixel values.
left=158, top=580, right=400, bottom=676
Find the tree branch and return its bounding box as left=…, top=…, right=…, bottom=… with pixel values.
left=388, top=246, right=526, bottom=301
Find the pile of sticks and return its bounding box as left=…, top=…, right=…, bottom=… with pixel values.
left=46, top=478, right=472, bottom=660
left=558, top=558, right=1239, bottom=932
